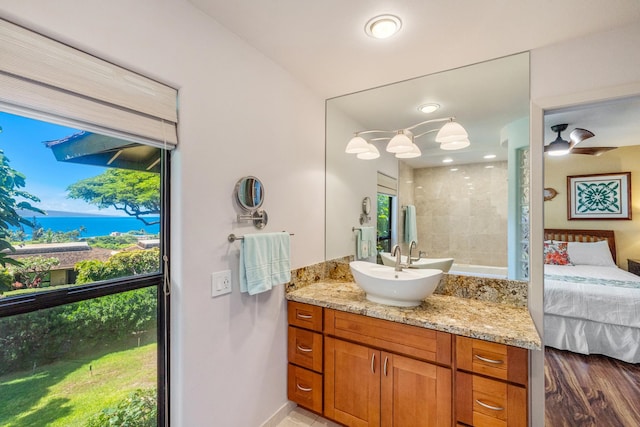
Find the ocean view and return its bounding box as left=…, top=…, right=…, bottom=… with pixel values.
left=10, top=216, right=160, bottom=239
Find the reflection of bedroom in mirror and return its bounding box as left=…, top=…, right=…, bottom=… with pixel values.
left=543, top=95, right=640, bottom=425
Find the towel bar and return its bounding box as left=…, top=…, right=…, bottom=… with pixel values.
left=228, top=232, right=294, bottom=242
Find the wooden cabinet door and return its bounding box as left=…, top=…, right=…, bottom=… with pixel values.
left=325, top=337, right=381, bottom=427
left=381, top=352, right=452, bottom=427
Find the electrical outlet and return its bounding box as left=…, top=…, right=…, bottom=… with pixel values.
left=211, top=270, right=232, bottom=297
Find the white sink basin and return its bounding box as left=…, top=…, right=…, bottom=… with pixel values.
left=349, top=261, right=442, bottom=307
left=379, top=252, right=454, bottom=272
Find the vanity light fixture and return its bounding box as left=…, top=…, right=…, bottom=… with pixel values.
left=357, top=143, right=381, bottom=160
left=345, top=117, right=470, bottom=160
left=365, top=14, right=402, bottom=39
left=418, top=103, right=440, bottom=114
left=440, top=138, right=470, bottom=150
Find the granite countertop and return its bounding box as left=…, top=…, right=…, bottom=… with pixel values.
left=286, top=280, right=541, bottom=351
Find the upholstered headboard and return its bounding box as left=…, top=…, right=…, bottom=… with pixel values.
left=544, top=229, right=617, bottom=264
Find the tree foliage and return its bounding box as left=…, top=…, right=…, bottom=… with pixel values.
left=0, top=149, right=44, bottom=266
left=75, top=248, right=160, bottom=284
left=67, top=169, right=160, bottom=225
left=0, top=286, right=157, bottom=375
left=9, top=256, right=60, bottom=289
left=85, top=388, right=157, bottom=427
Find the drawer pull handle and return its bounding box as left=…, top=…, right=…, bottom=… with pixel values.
left=371, top=353, right=376, bottom=374
left=383, top=356, right=389, bottom=376
left=296, top=383, right=312, bottom=393
left=296, top=344, right=313, bottom=353
left=474, top=354, right=504, bottom=365
left=296, top=313, right=313, bottom=320
left=475, top=399, right=505, bottom=411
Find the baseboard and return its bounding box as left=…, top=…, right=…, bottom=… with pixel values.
left=260, top=401, right=297, bottom=427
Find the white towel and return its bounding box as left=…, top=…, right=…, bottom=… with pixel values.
left=404, top=205, right=418, bottom=244
left=239, top=232, right=291, bottom=295
left=357, top=226, right=376, bottom=259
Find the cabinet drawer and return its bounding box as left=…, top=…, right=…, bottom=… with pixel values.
left=288, top=364, right=323, bottom=414
left=456, top=371, right=526, bottom=427
left=288, top=326, right=323, bottom=372
left=456, top=336, right=528, bottom=386
left=324, top=308, right=451, bottom=365
left=288, top=301, right=323, bottom=332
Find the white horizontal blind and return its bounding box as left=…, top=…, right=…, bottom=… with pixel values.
left=377, top=172, right=398, bottom=196
left=0, top=19, right=178, bottom=148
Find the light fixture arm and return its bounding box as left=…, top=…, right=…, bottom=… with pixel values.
left=354, top=129, right=396, bottom=137
left=405, top=117, right=454, bottom=131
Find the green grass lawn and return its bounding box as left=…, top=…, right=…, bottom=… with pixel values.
left=0, top=342, right=157, bottom=427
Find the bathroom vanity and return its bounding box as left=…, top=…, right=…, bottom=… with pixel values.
left=286, top=280, right=540, bottom=427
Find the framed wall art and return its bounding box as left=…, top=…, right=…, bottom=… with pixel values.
left=567, top=172, right=631, bottom=220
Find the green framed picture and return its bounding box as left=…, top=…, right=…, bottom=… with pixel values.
left=567, top=172, right=631, bottom=220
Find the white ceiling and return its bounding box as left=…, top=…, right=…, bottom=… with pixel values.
left=188, top=1, right=640, bottom=167
left=188, top=0, right=640, bottom=98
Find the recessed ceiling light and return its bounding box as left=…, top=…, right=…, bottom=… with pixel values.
left=365, top=15, right=402, bottom=39
left=483, top=154, right=496, bottom=159
left=418, top=103, right=440, bottom=114
left=442, top=158, right=453, bottom=163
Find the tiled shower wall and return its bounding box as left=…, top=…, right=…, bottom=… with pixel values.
left=399, top=161, right=508, bottom=267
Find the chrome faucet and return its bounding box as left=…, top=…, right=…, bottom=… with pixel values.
left=391, top=244, right=403, bottom=271
left=408, top=240, right=418, bottom=266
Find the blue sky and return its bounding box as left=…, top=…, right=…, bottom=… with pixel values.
left=0, top=111, right=119, bottom=215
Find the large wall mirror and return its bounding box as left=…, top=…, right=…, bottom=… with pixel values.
left=326, top=53, right=531, bottom=280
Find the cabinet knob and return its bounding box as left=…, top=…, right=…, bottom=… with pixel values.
left=474, top=354, right=504, bottom=365
left=475, top=399, right=505, bottom=411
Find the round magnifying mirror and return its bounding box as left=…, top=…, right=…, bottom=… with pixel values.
left=235, top=176, right=264, bottom=212
left=362, top=196, right=371, bottom=215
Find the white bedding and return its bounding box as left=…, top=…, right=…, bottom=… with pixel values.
left=544, top=264, right=640, bottom=328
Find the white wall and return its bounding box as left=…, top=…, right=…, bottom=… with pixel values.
left=0, top=1, right=325, bottom=426
left=529, top=22, right=640, bottom=427
left=325, top=104, right=397, bottom=261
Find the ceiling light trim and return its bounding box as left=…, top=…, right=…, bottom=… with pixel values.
left=364, top=14, right=402, bottom=39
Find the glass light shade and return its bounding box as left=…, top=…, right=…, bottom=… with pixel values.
left=440, top=138, right=470, bottom=150
left=435, top=121, right=469, bottom=143
left=345, top=136, right=369, bottom=154
left=386, top=131, right=413, bottom=153
left=546, top=138, right=570, bottom=156
left=357, top=143, right=380, bottom=160
left=395, top=143, right=421, bottom=158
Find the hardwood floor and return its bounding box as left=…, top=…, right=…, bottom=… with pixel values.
left=545, top=347, right=640, bottom=426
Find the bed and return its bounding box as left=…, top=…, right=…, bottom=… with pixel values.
left=543, top=229, right=640, bottom=363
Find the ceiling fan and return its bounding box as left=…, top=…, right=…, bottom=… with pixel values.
left=545, top=123, right=613, bottom=156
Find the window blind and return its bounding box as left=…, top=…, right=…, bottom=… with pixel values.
left=0, top=18, right=178, bottom=148
left=377, top=172, right=398, bottom=196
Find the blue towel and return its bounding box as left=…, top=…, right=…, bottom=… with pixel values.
left=239, top=232, right=291, bottom=295
left=404, top=205, right=418, bottom=244
left=357, top=226, right=376, bottom=259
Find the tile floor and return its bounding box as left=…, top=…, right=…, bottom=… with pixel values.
left=275, top=407, right=342, bottom=427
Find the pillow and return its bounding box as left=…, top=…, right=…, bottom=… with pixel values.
left=566, top=240, right=616, bottom=266
left=544, top=241, right=572, bottom=265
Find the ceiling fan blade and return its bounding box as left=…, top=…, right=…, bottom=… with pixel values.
left=569, top=128, right=595, bottom=148
left=570, top=146, right=616, bottom=156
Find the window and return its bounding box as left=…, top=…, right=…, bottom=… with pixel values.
left=0, top=112, right=169, bottom=426
left=377, top=193, right=393, bottom=253
left=1, top=19, right=176, bottom=426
